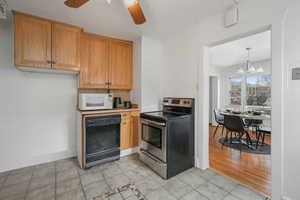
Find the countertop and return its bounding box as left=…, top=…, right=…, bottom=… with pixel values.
left=78, top=107, right=140, bottom=115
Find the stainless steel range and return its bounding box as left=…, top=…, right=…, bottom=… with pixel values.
left=139, top=98, right=195, bottom=179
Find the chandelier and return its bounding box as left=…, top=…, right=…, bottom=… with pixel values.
left=237, top=48, right=264, bottom=74
left=0, top=0, right=8, bottom=19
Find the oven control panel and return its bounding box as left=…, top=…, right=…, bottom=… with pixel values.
left=163, top=98, right=193, bottom=107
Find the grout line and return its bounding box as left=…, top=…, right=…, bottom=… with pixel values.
left=23, top=168, right=34, bottom=200
left=54, top=161, right=57, bottom=200
left=76, top=169, right=88, bottom=200
left=0, top=172, right=11, bottom=193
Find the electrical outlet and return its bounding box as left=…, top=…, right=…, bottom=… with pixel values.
left=292, top=67, right=300, bottom=80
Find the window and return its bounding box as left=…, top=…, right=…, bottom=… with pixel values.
left=246, top=75, right=271, bottom=106
left=229, top=77, right=242, bottom=105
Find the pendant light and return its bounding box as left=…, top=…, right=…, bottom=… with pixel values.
left=237, top=48, right=264, bottom=74
left=0, top=0, right=8, bottom=19
left=246, top=48, right=256, bottom=73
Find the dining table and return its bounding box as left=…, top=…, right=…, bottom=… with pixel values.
left=219, top=111, right=271, bottom=121
left=219, top=110, right=271, bottom=149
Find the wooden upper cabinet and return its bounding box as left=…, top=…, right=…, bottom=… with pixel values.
left=79, top=35, right=133, bottom=90
left=52, top=23, right=81, bottom=72
left=14, top=13, right=52, bottom=68
left=80, top=34, right=110, bottom=88
left=109, top=39, right=133, bottom=90
left=13, top=11, right=81, bottom=72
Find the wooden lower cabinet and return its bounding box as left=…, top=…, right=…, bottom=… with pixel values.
left=131, top=111, right=140, bottom=147
left=121, top=111, right=140, bottom=150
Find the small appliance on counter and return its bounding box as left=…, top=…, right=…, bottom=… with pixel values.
left=113, top=97, right=123, bottom=108
left=139, top=97, right=195, bottom=179
left=79, top=93, right=113, bottom=110
left=124, top=101, right=132, bottom=109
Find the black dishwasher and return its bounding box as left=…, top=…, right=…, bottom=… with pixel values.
left=84, top=114, right=121, bottom=168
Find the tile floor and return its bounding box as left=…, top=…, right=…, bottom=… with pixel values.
left=0, top=154, right=267, bottom=200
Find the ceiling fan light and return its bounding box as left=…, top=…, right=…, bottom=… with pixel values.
left=106, top=0, right=112, bottom=4
left=123, top=0, right=138, bottom=8
left=125, top=0, right=146, bottom=24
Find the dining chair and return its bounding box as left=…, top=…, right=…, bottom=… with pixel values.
left=223, top=115, right=253, bottom=152
left=244, top=119, right=263, bottom=141
left=244, top=119, right=263, bottom=130
left=213, top=109, right=225, bottom=138
left=256, top=126, right=271, bottom=148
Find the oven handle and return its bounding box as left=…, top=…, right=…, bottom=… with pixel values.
left=141, top=119, right=166, bottom=127
left=140, top=149, right=166, bottom=164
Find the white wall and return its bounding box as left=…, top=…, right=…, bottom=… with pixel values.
left=0, top=14, right=78, bottom=172
left=160, top=0, right=289, bottom=199
left=140, top=36, right=164, bottom=112
left=283, top=2, right=300, bottom=199
left=130, top=38, right=142, bottom=106
left=161, top=0, right=275, bottom=162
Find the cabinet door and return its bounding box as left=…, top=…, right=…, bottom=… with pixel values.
left=14, top=13, right=52, bottom=68
left=80, top=34, right=110, bottom=88
left=130, top=112, right=140, bottom=148
left=109, top=40, right=133, bottom=90
left=52, top=23, right=81, bottom=72
left=121, top=113, right=132, bottom=150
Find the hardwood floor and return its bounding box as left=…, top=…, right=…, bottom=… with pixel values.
left=209, top=125, right=271, bottom=197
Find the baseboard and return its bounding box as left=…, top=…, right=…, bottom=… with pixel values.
left=194, top=157, right=201, bottom=168
left=0, top=150, right=76, bottom=173
left=194, top=156, right=209, bottom=170
left=1, top=147, right=140, bottom=173
left=121, top=147, right=139, bottom=157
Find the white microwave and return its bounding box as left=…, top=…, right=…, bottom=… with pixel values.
left=79, top=93, right=113, bottom=110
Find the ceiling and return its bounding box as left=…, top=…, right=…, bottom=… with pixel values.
left=210, top=30, right=271, bottom=67
left=7, top=0, right=234, bottom=40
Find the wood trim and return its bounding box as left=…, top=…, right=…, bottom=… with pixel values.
left=83, top=31, right=133, bottom=44
left=12, top=10, right=83, bottom=31
left=79, top=114, right=84, bottom=169
left=79, top=108, right=139, bottom=116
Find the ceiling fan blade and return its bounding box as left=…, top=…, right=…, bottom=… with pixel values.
left=64, top=0, right=90, bottom=8
left=127, top=1, right=146, bottom=25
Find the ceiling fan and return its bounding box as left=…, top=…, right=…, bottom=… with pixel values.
left=64, top=0, right=146, bottom=25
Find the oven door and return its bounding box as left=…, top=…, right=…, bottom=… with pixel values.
left=141, top=119, right=167, bottom=162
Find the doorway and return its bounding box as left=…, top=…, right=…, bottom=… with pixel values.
left=207, top=30, right=272, bottom=197
left=209, top=76, right=219, bottom=126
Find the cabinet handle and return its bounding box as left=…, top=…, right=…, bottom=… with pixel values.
left=105, top=82, right=109, bottom=85
left=47, top=60, right=52, bottom=64
left=52, top=61, right=56, bottom=64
